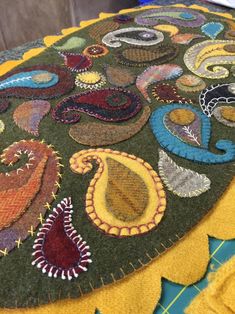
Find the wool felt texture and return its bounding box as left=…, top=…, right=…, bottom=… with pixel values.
left=185, top=255, right=235, bottom=314
left=0, top=3, right=235, bottom=311
left=3, top=175, right=235, bottom=314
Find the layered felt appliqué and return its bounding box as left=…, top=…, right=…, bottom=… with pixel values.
left=1, top=4, right=235, bottom=310
left=32, top=197, right=92, bottom=280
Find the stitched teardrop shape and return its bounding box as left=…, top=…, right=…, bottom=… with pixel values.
left=53, top=37, right=86, bottom=51
left=32, top=197, right=92, bottom=280
left=158, top=150, right=211, bottom=197
left=105, top=158, right=149, bottom=221
left=60, top=52, right=92, bottom=72
left=13, top=100, right=51, bottom=136
left=105, top=65, right=135, bottom=87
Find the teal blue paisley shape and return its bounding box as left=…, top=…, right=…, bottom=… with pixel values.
left=150, top=103, right=235, bottom=164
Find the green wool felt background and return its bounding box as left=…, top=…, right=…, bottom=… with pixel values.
left=0, top=8, right=234, bottom=308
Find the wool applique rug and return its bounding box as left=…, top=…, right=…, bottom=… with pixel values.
left=1, top=4, right=235, bottom=313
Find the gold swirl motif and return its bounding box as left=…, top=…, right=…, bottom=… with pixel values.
left=70, top=148, right=166, bottom=237
left=184, top=40, right=235, bottom=79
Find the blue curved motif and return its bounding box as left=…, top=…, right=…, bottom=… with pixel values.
left=150, top=103, right=235, bottom=164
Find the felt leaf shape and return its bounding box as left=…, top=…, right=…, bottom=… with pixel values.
left=0, top=100, right=10, bottom=113
left=184, top=40, right=235, bottom=79
left=171, top=33, right=204, bottom=44
left=135, top=7, right=206, bottom=27
left=69, top=106, right=150, bottom=146
left=102, top=27, right=164, bottom=48
left=52, top=88, right=142, bottom=124
left=176, top=74, right=206, bottom=93
left=200, top=83, right=235, bottom=117
left=150, top=103, right=235, bottom=164
left=213, top=106, right=235, bottom=127
left=70, top=149, right=166, bottom=237
left=201, top=22, right=224, bottom=39
left=32, top=197, right=92, bottom=280
left=0, top=65, right=74, bottom=99
left=59, top=52, right=92, bottom=73
left=136, top=64, right=183, bottom=102
left=13, top=100, right=51, bottom=136
left=115, top=44, right=179, bottom=67
left=53, top=37, right=86, bottom=51
left=0, top=140, right=61, bottom=256
left=152, top=83, right=192, bottom=104
left=89, top=20, right=120, bottom=43
left=158, top=150, right=211, bottom=197
left=105, top=65, right=135, bottom=87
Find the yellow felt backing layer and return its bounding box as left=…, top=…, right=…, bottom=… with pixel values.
left=3, top=175, right=235, bottom=314
left=186, top=255, right=235, bottom=314
left=1, top=4, right=235, bottom=314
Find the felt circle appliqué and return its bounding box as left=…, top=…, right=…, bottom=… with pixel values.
left=70, top=149, right=166, bottom=237
left=83, top=44, right=109, bottom=58
left=2, top=5, right=235, bottom=309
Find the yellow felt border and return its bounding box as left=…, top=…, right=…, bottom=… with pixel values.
left=1, top=4, right=235, bottom=314
left=186, top=255, right=235, bottom=314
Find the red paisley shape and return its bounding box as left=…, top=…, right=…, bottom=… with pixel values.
left=32, top=197, right=92, bottom=280
left=52, top=88, right=142, bottom=124
left=60, top=52, right=93, bottom=72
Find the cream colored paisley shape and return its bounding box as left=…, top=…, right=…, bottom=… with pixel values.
left=158, top=150, right=211, bottom=197
left=184, top=40, right=235, bottom=79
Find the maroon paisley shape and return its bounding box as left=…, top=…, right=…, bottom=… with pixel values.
left=52, top=88, right=143, bottom=124
left=32, top=197, right=92, bottom=280
left=0, top=65, right=74, bottom=99
left=59, top=52, right=93, bottom=72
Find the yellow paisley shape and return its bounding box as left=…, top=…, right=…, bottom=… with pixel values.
left=195, top=43, right=235, bottom=69
left=69, top=149, right=166, bottom=237
left=154, top=24, right=179, bottom=37
left=184, top=40, right=235, bottom=79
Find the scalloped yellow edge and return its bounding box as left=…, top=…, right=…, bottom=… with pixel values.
left=2, top=4, right=235, bottom=314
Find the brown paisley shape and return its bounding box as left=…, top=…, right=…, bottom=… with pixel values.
left=105, top=64, right=135, bottom=87
left=69, top=106, right=150, bottom=146
left=116, top=44, right=179, bottom=67
left=0, top=140, right=61, bottom=256
left=89, top=21, right=120, bottom=43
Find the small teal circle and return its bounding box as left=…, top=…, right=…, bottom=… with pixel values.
left=179, top=12, right=194, bottom=20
